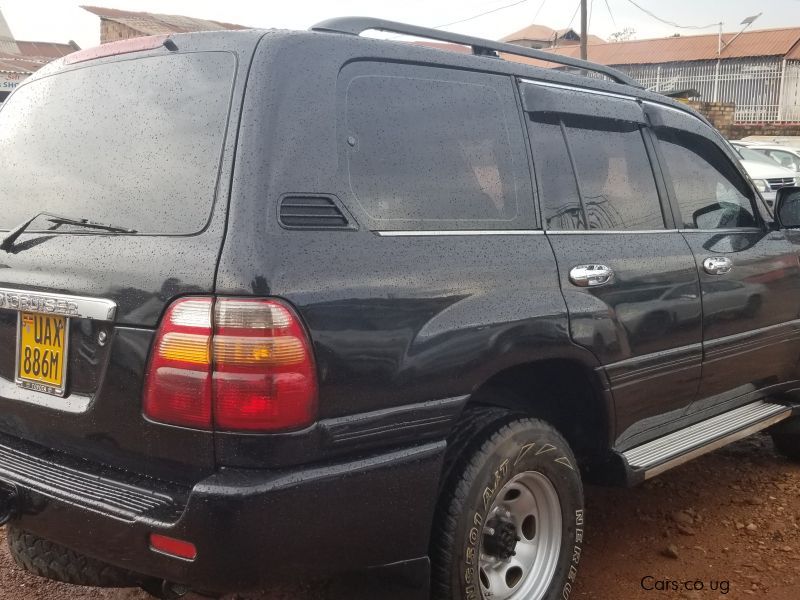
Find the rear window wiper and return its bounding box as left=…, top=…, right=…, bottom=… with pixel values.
left=0, top=211, right=137, bottom=251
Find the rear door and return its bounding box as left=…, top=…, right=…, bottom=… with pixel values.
left=646, top=103, right=800, bottom=414
left=0, top=42, right=248, bottom=482
left=520, top=82, right=703, bottom=448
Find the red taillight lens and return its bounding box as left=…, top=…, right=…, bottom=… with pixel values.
left=143, top=297, right=318, bottom=432
left=212, top=298, right=317, bottom=431
left=149, top=533, right=197, bottom=561
left=143, top=298, right=213, bottom=429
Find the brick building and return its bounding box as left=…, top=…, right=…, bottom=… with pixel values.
left=81, top=6, right=247, bottom=44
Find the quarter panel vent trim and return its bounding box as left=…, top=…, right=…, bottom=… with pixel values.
left=278, top=194, right=357, bottom=230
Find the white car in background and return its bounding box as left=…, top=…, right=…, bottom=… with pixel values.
left=743, top=145, right=800, bottom=174
left=729, top=142, right=800, bottom=207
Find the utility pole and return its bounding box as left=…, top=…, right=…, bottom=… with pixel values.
left=580, top=0, right=587, bottom=59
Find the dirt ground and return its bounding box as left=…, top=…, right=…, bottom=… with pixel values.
left=0, top=433, right=798, bottom=600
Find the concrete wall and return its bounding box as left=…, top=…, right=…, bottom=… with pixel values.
left=686, top=100, right=800, bottom=139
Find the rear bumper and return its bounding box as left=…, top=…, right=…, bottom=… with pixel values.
left=0, top=433, right=443, bottom=596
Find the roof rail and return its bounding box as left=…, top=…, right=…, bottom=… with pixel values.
left=311, top=16, right=641, bottom=88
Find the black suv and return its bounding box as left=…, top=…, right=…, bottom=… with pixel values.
left=1, top=17, right=800, bottom=600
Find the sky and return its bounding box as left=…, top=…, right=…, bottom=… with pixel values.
left=2, top=0, right=800, bottom=50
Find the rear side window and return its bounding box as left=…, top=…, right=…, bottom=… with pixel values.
left=0, top=52, right=235, bottom=234
left=655, top=129, right=756, bottom=229
left=345, top=70, right=524, bottom=228
left=562, top=117, right=664, bottom=230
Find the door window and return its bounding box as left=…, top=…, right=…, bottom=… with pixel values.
left=656, top=129, right=757, bottom=229
left=527, top=115, right=584, bottom=230
left=528, top=113, right=665, bottom=231
left=563, top=117, right=665, bottom=230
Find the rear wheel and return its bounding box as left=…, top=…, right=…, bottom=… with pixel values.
left=431, top=411, right=584, bottom=600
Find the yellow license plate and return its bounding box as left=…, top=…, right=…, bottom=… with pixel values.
left=16, top=312, right=68, bottom=396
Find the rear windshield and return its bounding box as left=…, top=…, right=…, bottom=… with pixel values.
left=0, top=52, right=235, bottom=234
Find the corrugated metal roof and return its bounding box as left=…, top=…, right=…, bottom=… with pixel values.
left=543, top=26, right=800, bottom=65
left=81, top=5, right=247, bottom=36
left=0, top=52, right=48, bottom=75
left=555, top=34, right=607, bottom=46
left=15, top=41, right=76, bottom=59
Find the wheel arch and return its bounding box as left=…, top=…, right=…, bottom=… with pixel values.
left=456, top=354, right=617, bottom=480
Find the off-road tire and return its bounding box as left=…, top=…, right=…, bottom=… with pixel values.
left=431, top=411, right=585, bottom=600
left=770, top=418, right=800, bottom=462
left=7, top=525, right=140, bottom=588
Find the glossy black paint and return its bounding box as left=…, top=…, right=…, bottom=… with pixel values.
left=548, top=232, right=703, bottom=444
left=0, top=328, right=214, bottom=482
left=0, top=32, right=262, bottom=482
left=214, top=31, right=605, bottom=468
left=2, top=23, right=800, bottom=596
left=5, top=435, right=441, bottom=597
left=683, top=230, right=800, bottom=411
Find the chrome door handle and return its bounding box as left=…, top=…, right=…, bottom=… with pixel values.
left=569, top=264, right=614, bottom=287
left=703, top=256, right=733, bottom=275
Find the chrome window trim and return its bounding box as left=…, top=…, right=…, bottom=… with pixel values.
left=678, top=228, right=763, bottom=234
left=642, top=100, right=693, bottom=117
left=546, top=229, right=677, bottom=235
left=545, top=228, right=764, bottom=234
left=374, top=230, right=544, bottom=237
left=518, top=78, right=638, bottom=102
left=376, top=227, right=764, bottom=236
left=0, top=287, right=117, bottom=321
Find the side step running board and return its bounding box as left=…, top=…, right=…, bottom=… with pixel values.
left=623, top=400, right=792, bottom=480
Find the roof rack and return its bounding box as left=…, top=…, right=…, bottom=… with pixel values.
left=311, top=16, right=641, bottom=88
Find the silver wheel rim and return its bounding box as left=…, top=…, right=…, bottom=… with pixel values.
left=478, top=471, right=563, bottom=600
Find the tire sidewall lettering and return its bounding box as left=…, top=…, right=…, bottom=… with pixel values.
left=461, top=434, right=582, bottom=600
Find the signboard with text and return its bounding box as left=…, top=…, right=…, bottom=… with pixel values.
left=0, top=71, right=29, bottom=91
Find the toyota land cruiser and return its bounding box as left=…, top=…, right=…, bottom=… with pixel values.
left=1, top=17, right=800, bottom=600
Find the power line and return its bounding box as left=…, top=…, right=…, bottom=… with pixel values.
left=435, top=0, right=532, bottom=29
left=604, top=0, right=618, bottom=28
left=624, top=0, right=719, bottom=29
left=387, top=0, right=546, bottom=41
left=531, top=0, right=548, bottom=23
left=566, top=0, right=581, bottom=30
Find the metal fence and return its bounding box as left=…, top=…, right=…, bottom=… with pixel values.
left=614, top=58, right=800, bottom=123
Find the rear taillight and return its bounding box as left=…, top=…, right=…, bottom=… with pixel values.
left=143, top=297, right=317, bottom=432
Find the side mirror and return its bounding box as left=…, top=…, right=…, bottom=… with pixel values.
left=775, top=187, right=800, bottom=228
